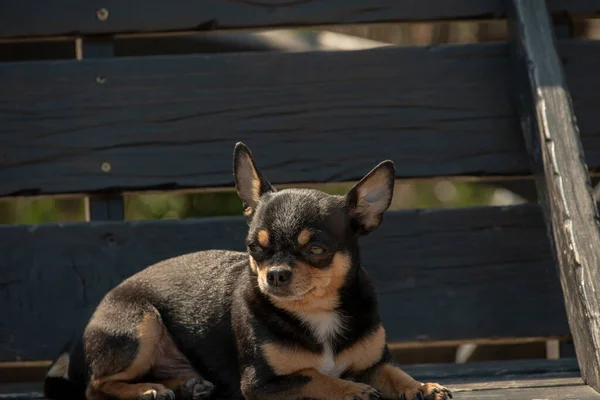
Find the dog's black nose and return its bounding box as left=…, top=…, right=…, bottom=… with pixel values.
left=266, top=268, right=292, bottom=287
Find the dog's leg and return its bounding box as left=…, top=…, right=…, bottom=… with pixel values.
left=358, top=361, right=452, bottom=400
left=242, top=368, right=381, bottom=400
left=84, top=305, right=178, bottom=400
left=150, top=326, right=215, bottom=400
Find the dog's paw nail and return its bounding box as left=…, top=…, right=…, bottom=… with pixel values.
left=140, top=389, right=157, bottom=400
left=167, top=389, right=175, bottom=400
left=400, top=394, right=406, bottom=400
left=417, top=391, right=425, bottom=400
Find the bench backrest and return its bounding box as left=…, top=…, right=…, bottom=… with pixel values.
left=2, top=0, right=600, bottom=362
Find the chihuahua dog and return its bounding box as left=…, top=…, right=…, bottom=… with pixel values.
left=44, top=143, right=451, bottom=400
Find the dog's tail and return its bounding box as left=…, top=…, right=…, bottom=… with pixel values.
left=44, top=340, right=87, bottom=399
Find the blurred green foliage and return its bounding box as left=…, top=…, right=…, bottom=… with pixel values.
left=0, top=182, right=497, bottom=225
left=0, top=197, right=85, bottom=225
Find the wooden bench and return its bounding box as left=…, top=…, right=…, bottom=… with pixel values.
left=2, top=0, right=600, bottom=398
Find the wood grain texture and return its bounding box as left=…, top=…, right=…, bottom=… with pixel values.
left=450, top=385, right=600, bottom=399
left=0, top=205, right=569, bottom=361
left=79, top=39, right=126, bottom=222
left=2, top=385, right=600, bottom=400
left=2, top=383, right=600, bottom=400
left=403, top=358, right=580, bottom=382
left=3, top=41, right=600, bottom=196
left=1, top=0, right=600, bottom=38
left=0, top=42, right=526, bottom=196
left=87, top=195, right=125, bottom=220
left=0, top=359, right=593, bottom=399
left=447, top=376, right=584, bottom=390
left=509, top=0, right=600, bottom=392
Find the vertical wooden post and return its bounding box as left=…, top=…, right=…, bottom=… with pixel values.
left=76, top=37, right=126, bottom=221
left=508, top=0, right=600, bottom=392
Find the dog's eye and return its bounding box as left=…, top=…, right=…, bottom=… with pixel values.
left=308, top=245, right=326, bottom=255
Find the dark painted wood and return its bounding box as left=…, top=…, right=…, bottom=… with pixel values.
left=87, top=196, right=125, bottom=220
left=0, top=43, right=545, bottom=195
left=403, top=358, right=579, bottom=381
left=449, top=376, right=584, bottom=389
left=0, top=205, right=569, bottom=361
left=3, top=384, right=600, bottom=400
left=0, top=41, right=75, bottom=62
left=453, top=385, right=600, bottom=399
left=509, top=0, right=600, bottom=392
left=3, top=382, right=600, bottom=400
left=1, top=0, right=599, bottom=38
left=483, top=14, right=578, bottom=204
left=80, top=38, right=114, bottom=58
left=3, top=41, right=600, bottom=196
left=0, top=382, right=43, bottom=397
left=0, top=42, right=527, bottom=196
left=79, top=39, right=126, bottom=222
left=0, top=359, right=592, bottom=399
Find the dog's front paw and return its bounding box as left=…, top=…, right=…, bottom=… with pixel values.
left=400, top=383, right=452, bottom=400
left=342, top=382, right=383, bottom=400
left=180, top=377, right=215, bottom=400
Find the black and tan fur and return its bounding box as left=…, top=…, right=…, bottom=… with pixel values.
left=44, top=143, right=452, bottom=400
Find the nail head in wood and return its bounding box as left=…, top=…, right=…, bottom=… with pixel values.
left=96, top=8, right=109, bottom=21
left=101, top=162, right=111, bottom=173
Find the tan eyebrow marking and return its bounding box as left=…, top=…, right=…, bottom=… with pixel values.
left=257, top=229, right=270, bottom=247
left=297, top=229, right=311, bottom=246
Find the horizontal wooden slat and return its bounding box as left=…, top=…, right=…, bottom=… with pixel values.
left=0, top=359, right=588, bottom=399
left=0, top=204, right=568, bottom=361
left=403, top=358, right=580, bottom=382
left=3, top=41, right=600, bottom=196
left=0, top=43, right=525, bottom=196
left=1, top=0, right=599, bottom=38
left=1, top=43, right=522, bottom=195
left=448, top=384, right=600, bottom=399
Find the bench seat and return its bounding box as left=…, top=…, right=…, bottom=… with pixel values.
left=1, top=359, right=597, bottom=400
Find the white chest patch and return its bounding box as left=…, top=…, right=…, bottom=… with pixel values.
left=300, top=311, right=348, bottom=378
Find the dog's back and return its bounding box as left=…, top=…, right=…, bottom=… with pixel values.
left=44, top=249, right=249, bottom=399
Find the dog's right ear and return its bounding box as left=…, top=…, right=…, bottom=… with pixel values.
left=233, top=142, right=275, bottom=218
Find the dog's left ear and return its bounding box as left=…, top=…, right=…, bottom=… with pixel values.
left=346, top=160, right=395, bottom=235
left=233, top=142, right=275, bottom=218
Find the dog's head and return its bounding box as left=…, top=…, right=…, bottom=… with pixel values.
left=233, top=142, right=395, bottom=309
